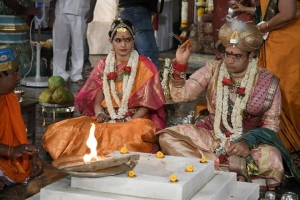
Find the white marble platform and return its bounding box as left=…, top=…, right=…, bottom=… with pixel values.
left=27, top=152, right=259, bottom=200
left=27, top=173, right=259, bottom=200
left=72, top=152, right=214, bottom=200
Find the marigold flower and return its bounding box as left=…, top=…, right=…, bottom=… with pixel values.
left=120, top=147, right=128, bottom=154
left=127, top=170, right=136, bottom=177
left=185, top=165, right=194, bottom=172
left=107, top=72, right=118, bottom=80
left=222, top=77, right=233, bottom=86
left=170, top=174, right=178, bottom=182
left=156, top=151, right=165, bottom=158
left=200, top=157, right=207, bottom=163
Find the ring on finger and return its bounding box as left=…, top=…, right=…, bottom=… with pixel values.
left=233, top=149, right=237, bottom=153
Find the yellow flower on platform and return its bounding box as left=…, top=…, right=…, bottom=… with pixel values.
left=170, top=174, right=178, bottom=182
left=185, top=165, right=194, bottom=172
left=120, top=147, right=128, bottom=154
left=127, top=170, right=136, bottom=177
left=200, top=157, right=207, bottom=163
left=156, top=151, right=165, bottom=158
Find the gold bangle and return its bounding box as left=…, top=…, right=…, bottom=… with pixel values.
left=170, top=76, right=185, bottom=88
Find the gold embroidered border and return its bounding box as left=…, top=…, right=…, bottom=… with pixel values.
left=258, top=76, right=280, bottom=116
left=0, top=60, right=18, bottom=72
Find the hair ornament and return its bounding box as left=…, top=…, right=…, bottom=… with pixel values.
left=110, top=19, right=135, bottom=40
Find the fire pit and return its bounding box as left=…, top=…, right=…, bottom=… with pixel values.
left=51, top=123, right=139, bottom=178
left=52, top=154, right=138, bottom=178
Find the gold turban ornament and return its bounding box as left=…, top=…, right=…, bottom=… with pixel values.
left=0, top=45, right=19, bottom=72
left=218, top=20, right=264, bottom=52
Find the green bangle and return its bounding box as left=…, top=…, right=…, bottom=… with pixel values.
left=124, top=116, right=132, bottom=122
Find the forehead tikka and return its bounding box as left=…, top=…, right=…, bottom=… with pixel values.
left=110, top=22, right=135, bottom=40
left=117, top=27, right=127, bottom=33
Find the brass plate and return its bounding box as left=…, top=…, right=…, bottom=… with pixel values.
left=52, top=155, right=137, bottom=178
left=39, top=102, right=73, bottom=108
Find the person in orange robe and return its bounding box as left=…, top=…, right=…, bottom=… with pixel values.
left=42, top=19, right=166, bottom=159
left=0, top=46, right=43, bottom=190
left=231, top=0, right=300, bottom=153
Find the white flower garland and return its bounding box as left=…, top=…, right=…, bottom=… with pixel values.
left=102, top=50, right=139, bottom=122
left=214, top=59, right=257, bottom=155
left=161, top=58, right=171, bottom=89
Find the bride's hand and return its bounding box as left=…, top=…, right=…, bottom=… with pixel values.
left=175, top=40, right=192, bottom=65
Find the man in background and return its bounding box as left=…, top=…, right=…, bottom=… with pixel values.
left=118, top=0, right=160, bottom=68
left=49, top=0, right=96, bottom=86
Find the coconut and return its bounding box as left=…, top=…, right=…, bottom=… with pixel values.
left=38, top=89, right=53, bottom=103
left=48, top=76, right=66, bottom=92
left=52, top=87, right=74, bottom=105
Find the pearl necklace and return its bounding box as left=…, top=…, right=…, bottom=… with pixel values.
left=214, top=59, right=257, bottom=155
left=102, top=50, right=139, bottom=122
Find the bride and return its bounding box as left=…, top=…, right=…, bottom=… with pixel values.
left=43, top=19, right=166, bottom=159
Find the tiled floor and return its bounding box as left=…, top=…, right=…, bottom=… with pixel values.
left=11, top=52, right=300, bottom=199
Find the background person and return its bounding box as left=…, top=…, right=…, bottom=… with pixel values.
left=49, top=0, right=97, bottom=86
left=118, top=0, right=160, bottom=68
left=0, top=46, right=43, bottom=189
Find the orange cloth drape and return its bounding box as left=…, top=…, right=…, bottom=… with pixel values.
left=258, top=1, right=300, bottom=152
left=43, top=117, right=158, bottom=159
left=0, top=93, right=31, bottom=183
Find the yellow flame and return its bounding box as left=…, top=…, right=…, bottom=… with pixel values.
left=83, top=123, right=98, bottom=163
